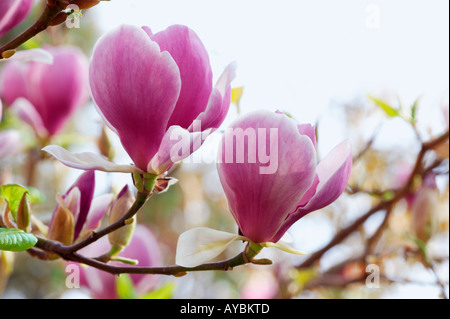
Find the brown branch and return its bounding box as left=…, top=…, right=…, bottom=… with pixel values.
left=34, top=237, right=264, bottom=276
left=298, top=129, right=449, bottom=269
left=0, top=2, right=65, bottom=58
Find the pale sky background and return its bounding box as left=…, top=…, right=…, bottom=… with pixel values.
left=77, top=0, right=449, bottom=298
left=91, top=0, right=449, bottom=120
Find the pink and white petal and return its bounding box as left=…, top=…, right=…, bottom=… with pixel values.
left=8, top=49, right=54, bottom=64
left=189, top=62, right=237, bottom=131
left=10, top=98, right=48, bottom=137
left=147, top=125, right=210, bottom=175
left=141, top=26, right=152, bottom=37
left=43, top=145, right=142, bottom=173
left=296, top=173, right=319, bottom=207
left=300, top=140, right=352, bottom=213
left=90, top=24, right=181, bottom=171
left=62, top=187, right=81, bottom=222
left=297, top=123, right=317, bottom=149
left=82, top=193, right=114, bottom=233
left=150, top=25, right=213, bottom=130
left=273, top=140, right=352, bottom=242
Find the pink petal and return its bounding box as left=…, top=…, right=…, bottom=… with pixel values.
left=150, top=25, right=213, bottom=130
left=0, top=0, right=33, bottom=37
left=273, top=140, right=352, bottom=242
left=65, top=171, right=96, bottom=239
left=10, top=98, right=47, bottom=137
left=301, top=140, right=352, bottom=212
left=82, top=193, right=114, bottom=233
left=147, top=125, right=209, bottom=175
left=90, top=25, right=181, bottom=171
left=217, top=110, right=317, bottom=243
left=190, top=62, right=237, bottom=131
left=298, top=123, right=317, bottom=149
left=42, top=145, right=142, bottom=173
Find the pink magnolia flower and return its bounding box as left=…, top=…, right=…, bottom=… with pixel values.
left=44, top=24, right=236, bottom=176
left=217, top=110, right=352, bottom=243
left=0, top=0, right=33, bottom=37
left=70, top=225, right=162, bottom=299
left=0, top=46, right=88, bottom=138
left=48, top=170, right=113, bottom=244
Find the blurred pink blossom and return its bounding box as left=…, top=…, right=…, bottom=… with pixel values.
left=0, top=46, right=88, bottom=137
left=0, top=0, right=33, bottom=37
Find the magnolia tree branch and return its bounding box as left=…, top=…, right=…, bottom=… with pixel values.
left=29, top=187, right=266, bottom=276
left=0, top=2, right=65, bottom=58
left=0, top=1, right=109, bottom=59
left=298, top=129, right=449, bottom=269
left=35, top=238, right=264, bottom=276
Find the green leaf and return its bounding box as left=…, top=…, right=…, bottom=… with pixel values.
left=0, top=184, right=28, bottom=220
left=140, top=282, right=175, bottom=299
left=0, top=227, right=38, bottom=251
left=116, top=274, right=138, bottom=299
left=368, top=95, right=399, bottom=117
left=411, top=98, right=420, bottom=123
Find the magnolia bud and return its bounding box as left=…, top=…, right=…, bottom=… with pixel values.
left=411, top=176, right=439, bottom=243
left=97, top=125, right=115, bottom=161
left=16, top=193, right=31, bottom=232
left=108, top=186, right=136, bottom=254
left=48, top=196, right=75, bottom=246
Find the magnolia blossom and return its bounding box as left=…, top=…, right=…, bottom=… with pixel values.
left=0, top=0, right=33, bottom=37
left=70, top=225, right=162, bottom=299
left=176, top=110, right=352, bottom=267
left=44, top=24, right=236, bottom=176
left=218, top=110, right=352, bottom=243
left=0, top=46, right=88, bottom=138
left=47, top=171, right=113, bottom=245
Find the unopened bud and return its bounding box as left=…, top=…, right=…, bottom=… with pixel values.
left=98, top=125, right=115, bottom=161
left=108, top=186, right=136, bottom=254
left=411, top=178, right=439, bottom=243
left=48, top=196, right=75, bottom=246
left=1, top=50, right=16, bottom=59
left=16, top=193, right=31, bottom=232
